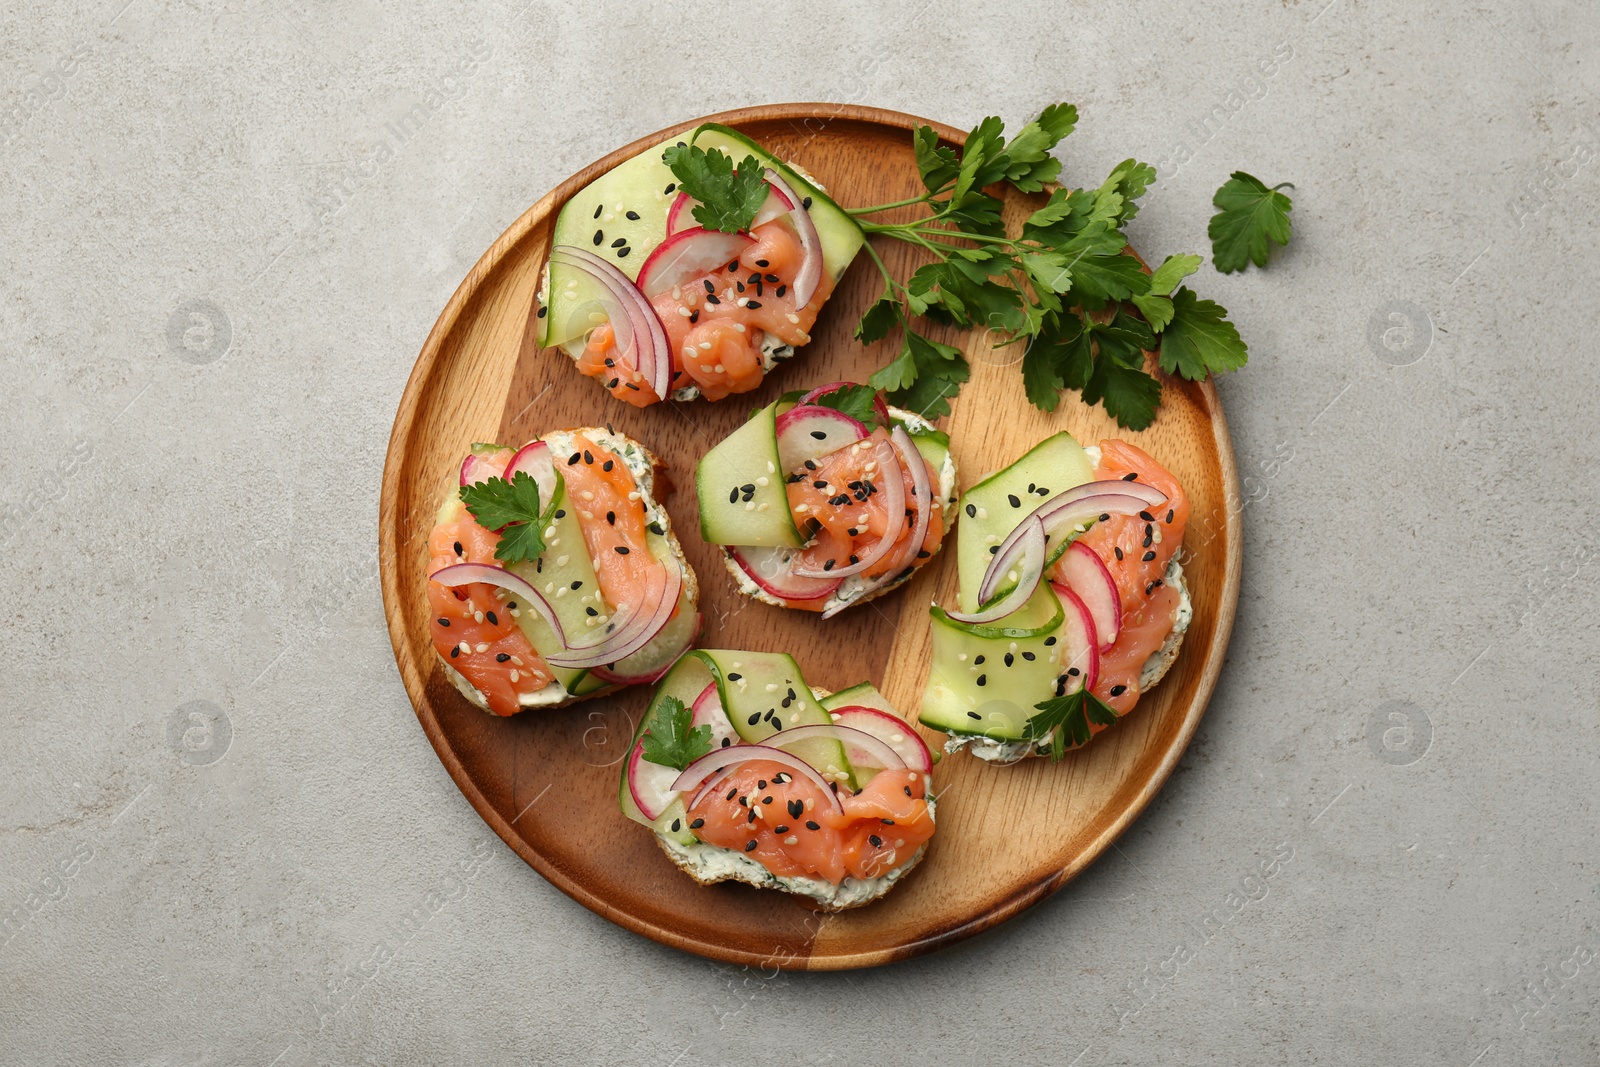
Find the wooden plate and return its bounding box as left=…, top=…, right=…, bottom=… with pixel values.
left=379, top=104, right=1241, bottom=970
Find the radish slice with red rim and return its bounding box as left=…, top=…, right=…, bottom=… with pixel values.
left=889, top=425, right=933, bottom=574
left=1057, top=541, right=1122, bottom=650
left=459, top=453, right=504, bottom=487
left=671, top=744, right=844, bottom=815
left=1052, top=581, right=1100, bottom=693
left=792, top=440, right=905, bottom=580
left=796, top=381, right=893, bottom=427
left=637, top=227, right=756, bottom=299
left=503, top=440, right=559, bottom=508
left=945, top=515, right=1047, bottom=624
left=627, top=739, right=680, bottom=820
left=667, top=183, right=793, bottom=236
left=762, top=169, right=822, bottom=308
left=774, top=404, right=868, bottom=473
left=428, top=563, right=565, bottom=646
left=728, top=545, right=841, bottom=602
left=548, top=245, right=670, bottom=401
left=691, top=682, right=739, bottom=750
left=828, top=707, right=934, bottom=774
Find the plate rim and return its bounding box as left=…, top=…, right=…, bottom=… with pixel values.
left=379, top=102, right=1243, bottom=970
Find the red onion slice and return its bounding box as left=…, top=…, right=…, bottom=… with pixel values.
left=946, top=515, right=1047, bottom=624
left=792, top=440, right=905, bottom=579
left=889, top=425, right=933, bottom=574
left=764, top=724, right=906, bottom=773
left=504, top=440, right=558, bottom=508
left=549, top=245, right=671, bottom=401
left=544, top=560, right=683, bottom=668
left=762, top=169, right=822, bottom=308
left=428, top=563, right=566, bottom=646
left=671, top=744, right=844, bottom=815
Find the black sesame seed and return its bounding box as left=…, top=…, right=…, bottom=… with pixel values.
left=437, top=618, right=450, bottom=627
left=974, top=655, right=985, bottom=664
left=1008, top=494, right=1022, bottom=508
left=805, top=820, right=820, bottom=831
left=726, top=787, right=738, bottom=801
left=1045, top=636, right=1058, bottom=646
left=648, top=521, right=665, bottom=535
left=1123, top=472, right=1138, bottom=481
left=1143, top=550, right=1157, bottom=561
left=688, top=310, right=699, bottom=323
left=450, top=647, right=459, bottom=658
left=1022, top=651, right=1036, bottom=661
left=989, top=545, right=1000, bottom=554
left=623, top=381, right=639, bottom=389
left=602, top=459, right=614, bottom=472
left=592, top=204, right=603, bottom=219
left=880, top=819, right=895, bottom=826
left=1068, top=667, right=1081, bottom=677
left=664, top=182, right=676, bottom=193
left=570, top=581, right=581, bottom=590
left=762, top=796, right=773, bottom=805
left=764, top=273, right=779, bottom=283
left=508, top=601, right=518, bottom=609
left=757, top=780, right=768, bottom=790
left=745, top=840, right=758, bottom=852
left=1139, top=510, right=1155, bottom=522
left=671, top=818, right=681, bottom=832
left=775, top=284, right=787, bottom=298
left=823, top=559, right=835, bottom=571
left=904, top=786, right=913, bottom=797
left=1110, top=685, right=1128, bottom=696
left=625, top=210, right=640, bottom=220
left=706, top=294, right=721, bottom=305
left=610, top=237, right=626, bottom=249
left=774, top=826, right=789, bottom=834
left=976, top=674, right=987, bottom=686
left=554, top=510, right=565, bottom=519
left=804, top=460, right=817, bottom=470
left=802, top=196, right=813, bottom=210
left=606, top=511, right=616, bottom=525
left=485, top=611, right=498, bottom=625
left=736, top=281, right=745, bottom=293
left=966, top=503, right=977, bottom=518
left=1114, top=546, right=1124, bottom=561
left=917, top=550, right=931, bottom=559
left=1166, top=509, right=1175, bottom=523
left=1100, top=514, right=1111, bottom=522
left=453, top=540, right=463, bottom=556
left=613, top=545, right=629, bottom=555
left=747, top=712, right=761, bottom=725
left=585, top=606, right=598, bottom=617
left=592, top=229, right=604, bottom=245
left=868, top=834, right=882, bottom=848
left=727, top=260, right=739, bottom=272
left=729, top=488, right=739, bottom=503
left=690, top=818, right=705, bottom=829
left=812, top=431, right=829, bottom=441
left=727, top=672, right=742, bottom=681
left=813, top=479, right=828, bottom=490
left=536, top=306, right=546, bottom=318
left=1004, top=653, right=1014, bottom=666
left=746, top=300, right=762, bottom=309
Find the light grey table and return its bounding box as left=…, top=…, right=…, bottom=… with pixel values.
left=2, top=2, right=1595, bottom=1064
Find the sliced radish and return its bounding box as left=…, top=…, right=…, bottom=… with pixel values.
left=671, top=745, right=844, bottom=815
left=459, top=454, right=503, bottom=487
left=763, top=169, right=822, bottom=307
left=666, top=183, right=794, bottom=236
left=774, top=404, right=868, bottom=473
left=691, top=682, right=739, bottom=750
left=587, top=600, right=700, bottom=684
left=627, top=738, right=680, bottom=820
left=1057, top=541, right=1122, bottom=650
left=428, top=563, right=565, bottom=646
left=829, top=707, right=933, bottom=774
left=1053, top=582, right=1101, bottom=694
left=792, top=439, right=905, bottom=580
left=797, top=382, right=893, bottom=427
left=504, top=440, right=558, bottom=508
left=765, top=724, right=905, bottom=774
left=636, top=226, right=755, bottom=299
left=728, top=544, right=841, bottom=602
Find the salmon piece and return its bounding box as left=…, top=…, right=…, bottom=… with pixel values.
left=686, top=762, right=933, bottom=884
left=576, top=218, right=835, bottom=403
left=1053, top=439, right=1190, bottom=717
left=554, top=433, right=671, bottom=622
left=782, top=428, right=946, bottom=604
left=426, top=449, right=555, bottom=715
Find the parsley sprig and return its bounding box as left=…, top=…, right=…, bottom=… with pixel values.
left=458, top=470, right=550, bottom=564
left=1024, top=689, right=1121, bottom=760
left=848, top=104, right=1250, bottom=428
left=660, top=144, right=769, bottom=233
left=639, top=695, right=713, bottom=771
left=1209, top=171, right=1294, bottom=273
left=806, top=383, right=880, bottom=429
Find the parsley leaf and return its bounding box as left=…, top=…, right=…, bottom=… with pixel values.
left=1084, top=353, right=1163, bottom=431
left=459, top=471, right=548, bottom=564
left=1024, top=689, right=1121, bottom=760
left=808, top=383, right=880, bottom=429
left=855, top=292, right=901, bottom=345
left=869, top=329, right=969, bottom=420
left=638, top=695, right=712, bottom=771
left=1158, top=288, right=1249, bottom=380
left=661, top=144, right=769, bottom=233
left=1131, top=253, right=1204, bottom=331
left=1209, top=171, right=1293, bottom=273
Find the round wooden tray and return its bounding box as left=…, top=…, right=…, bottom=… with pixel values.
left=379, top=104, right=1241, bottom=970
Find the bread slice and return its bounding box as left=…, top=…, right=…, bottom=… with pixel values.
left=721, top=406, right=960, bottom=619
left=436, top=426, right=697, bottom=712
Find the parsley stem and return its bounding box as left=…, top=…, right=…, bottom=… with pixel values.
left=846, top=193, right=936, bottom=215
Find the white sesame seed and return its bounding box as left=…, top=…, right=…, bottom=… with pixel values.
left=581, top=491, right=594, bottom=501
left=755, top=476, right=769, bottom=486
left=787, top=313, right=800, bottom=324
left=766, top=461, right=775, bottom=473
left=766, top=683, right=778, bottom=692
left=733, top=323, right=746, bottom=333
left=757, top=503, right=768, bottom=512
left=475, top=643, right=488, bottom=653
left=557, top=555, right=569, bottom=566
left=511, top=656, right=524, bottom=667
left=976, top=507, right=988, bottom=520
left=509, top=669, right=520, bottom=682
left=677, top=306, right=692, bottom=318
left=698, top=341, right=712, bottom=351
left=473, top=610, right=484, bottom=623
left=744, top=502, right=755, bottom=511
left=714, top=364, right=725, bottom=373
left=784, top=836, right=799, bottom=845
left=556, top=587, right=568, bottom=598
left=459, top=642, right=471, bottom=654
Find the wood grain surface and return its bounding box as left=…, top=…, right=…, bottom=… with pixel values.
left=379, top=103, right=1242, bottom=970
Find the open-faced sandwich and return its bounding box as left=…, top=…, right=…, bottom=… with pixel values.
left=919, top=434, right=1191, bottom=760
left=427, top=428, right=700, bottom=713
left=536, top=124, right=866, bottom=407
left=621, top=650, right=936, bottom=910
left=696, top=382, right=957, bottom=618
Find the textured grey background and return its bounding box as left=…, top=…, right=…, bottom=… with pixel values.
left=1, top=1, right=1597, bottom=1064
